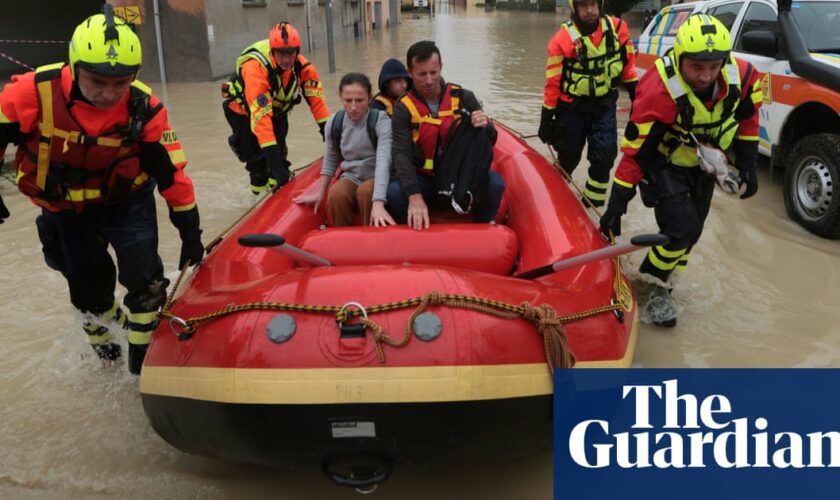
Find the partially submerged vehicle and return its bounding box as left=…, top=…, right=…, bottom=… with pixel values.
left=139, top=126, right=641, bottom=490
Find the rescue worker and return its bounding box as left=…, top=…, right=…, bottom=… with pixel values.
left=539, top=0, right=638, bottom=207
left=371, top=58, right=411, bottom=116
left=387, top=40, right=505, bottom=230
left=222, top=21, right=330, bottom=195
left=0, top=8, right=204, bottom=373
left=599, top=14, right=762, bottom=327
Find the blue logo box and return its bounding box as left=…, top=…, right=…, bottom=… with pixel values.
left=554, top=369, right=840, bottom=499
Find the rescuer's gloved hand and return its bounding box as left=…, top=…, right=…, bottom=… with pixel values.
left=538, top=107, right=556, bottom=144
left=262, top=144, right=290, bottom=187
left=737, top=161, right=758, bottom=199
left=599, top=183, right=636, bottom=238
left=318, top=122, right=326, bottom=142
left=626, top=81, right=638, bottom=102
left=169, top=206, right=204, bottom=268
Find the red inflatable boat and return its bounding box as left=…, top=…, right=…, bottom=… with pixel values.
left=140, top=126, right=638, bottom=489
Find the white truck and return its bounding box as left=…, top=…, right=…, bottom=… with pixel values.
left=635, top=0, right=840, bottom=238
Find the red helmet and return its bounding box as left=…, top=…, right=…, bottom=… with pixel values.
left=269, top=22, right=301, bottom=53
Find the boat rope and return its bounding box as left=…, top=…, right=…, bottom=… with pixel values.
left=158, top=289, right=635, bottom=370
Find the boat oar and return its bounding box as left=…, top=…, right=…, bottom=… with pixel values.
left=515, top=233, right=669, bottom=280
left=238, top=234, right=333, bottom=267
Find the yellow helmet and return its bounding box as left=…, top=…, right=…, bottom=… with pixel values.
left=674, top=14, right=731, bottom=63
left=68, top=5, right=141, bottom=79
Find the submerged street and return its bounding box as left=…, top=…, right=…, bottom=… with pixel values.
left=1, top=5, right=839, bottom=498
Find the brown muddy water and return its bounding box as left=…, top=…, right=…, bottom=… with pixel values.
left=1, top=4, right=838, bottom=499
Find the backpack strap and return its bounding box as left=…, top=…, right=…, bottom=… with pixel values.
left=330, top=109, right=381, bottom=152
left=366, top=108, right=380, bottom=149
left=330, top=110, right=345, bottom=153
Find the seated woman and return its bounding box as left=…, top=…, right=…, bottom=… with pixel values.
left=294, top=73, right=396, bottom=226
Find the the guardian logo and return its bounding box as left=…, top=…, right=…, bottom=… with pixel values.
left=568, top=379, right=840, bottom=469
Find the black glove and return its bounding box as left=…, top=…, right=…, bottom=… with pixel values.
left=599, top=183, right=636, bottom=238
left=625, top=81, right=637, bottom=102
left=0, top=192, right=9, bottom=224
left=262, top=144, right=290, bottom=187
left=737, top=163, right=758, bottom=199
left=318, top=122, right=326, bottom=142
left=733, top=138, right=759, bottom=199
left=169, top=206, right=204, bottom=268
left=538, top=107, right=556, bottom=144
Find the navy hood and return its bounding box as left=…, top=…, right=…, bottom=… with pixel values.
left=378, top=58, right=411, bottom=93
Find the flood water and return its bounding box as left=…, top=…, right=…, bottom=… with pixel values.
left=1, top=4, right=839, bottom=498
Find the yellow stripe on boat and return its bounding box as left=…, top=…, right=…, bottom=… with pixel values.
left=141, top=312, right=638, bottom=404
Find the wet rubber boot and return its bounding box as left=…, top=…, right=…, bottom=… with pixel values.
left=128, top=343, right=149, bottom=375
left=92, top=340, right=122, bottom=361
left=644, top=284, right=678, bottom=328
left=83, top=323, right=122, bottom=361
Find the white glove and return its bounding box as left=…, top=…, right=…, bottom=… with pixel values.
left=693, top=134, right=741, bottom=196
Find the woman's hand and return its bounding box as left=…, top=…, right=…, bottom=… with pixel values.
left=293, top=191, right=324, bottom=213
left=293, top=175, right=331, bottom=214
left=370, top=201, right=397, bottom=227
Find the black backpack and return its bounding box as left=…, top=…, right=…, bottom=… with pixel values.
left=434, top=114, right=494, bottom=214
left=330, top=109, right=381, bottom=151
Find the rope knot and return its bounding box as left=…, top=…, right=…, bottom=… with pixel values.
left=520, top=302, right=563, bottom=327
left=424, top=290, right=443, bottom=307
left=519, top=302, right=576, bottom=370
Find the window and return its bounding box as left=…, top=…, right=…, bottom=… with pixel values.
left=241, top=0, right=267, bottom=7
left=707, top=2, right=744, bottom=32
left=646, top=8, right=693, bottom=37
left=791, top=1, right=840, bottom=52
left=667, top=10, right=692, bottom=35
left=735, top=2, right=778, bottom=52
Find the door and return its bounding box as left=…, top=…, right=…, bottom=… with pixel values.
left=732, top=0, right=787, bottom=155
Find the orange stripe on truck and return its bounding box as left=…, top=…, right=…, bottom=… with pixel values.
left=767, top=73, right=840, bottom=112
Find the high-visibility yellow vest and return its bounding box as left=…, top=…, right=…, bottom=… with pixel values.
left=654, top=51, right=742, bottom=167
left=560, top=17, right=628, bottom=98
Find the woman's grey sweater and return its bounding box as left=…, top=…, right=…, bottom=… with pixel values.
left=320, top=109, right=392, bottom=202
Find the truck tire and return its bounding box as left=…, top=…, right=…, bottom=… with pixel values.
left=783, top=133, right=840, bottom=239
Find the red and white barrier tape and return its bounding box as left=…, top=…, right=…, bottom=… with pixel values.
left=0, top=51, right=34, bottom=71
left=0, top=39, right=69, bottom=44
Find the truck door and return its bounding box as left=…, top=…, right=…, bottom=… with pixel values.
left=732, top=1, right=789, bottom=155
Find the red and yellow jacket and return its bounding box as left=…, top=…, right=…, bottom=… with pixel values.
left=614, top=55, right=763, bottom=188
left=226, top=48, right=329, bottom=149
left=0, top=64, right=195, bottom=212
left=543, top=16, right=638, bottom=108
